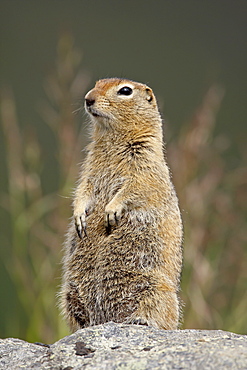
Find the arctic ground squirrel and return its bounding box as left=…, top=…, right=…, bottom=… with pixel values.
left=60, top=78, right=183, bottom=331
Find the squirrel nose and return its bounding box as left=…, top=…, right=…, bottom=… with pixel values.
left=85, top=98, right=95, bottom=107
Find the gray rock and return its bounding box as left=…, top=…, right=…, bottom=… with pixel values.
left=0, top=322, right=246, bottom=369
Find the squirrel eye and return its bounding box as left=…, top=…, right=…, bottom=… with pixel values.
left=117, top=86, right=133, bottom=96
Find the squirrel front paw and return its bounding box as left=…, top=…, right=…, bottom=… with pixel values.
left=74, top=203, right=90, bottom=239
left=104, top=200, right=125, bottom=228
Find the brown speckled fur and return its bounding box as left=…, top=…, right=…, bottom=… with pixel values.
left=60, top=78, right=183, bottom=331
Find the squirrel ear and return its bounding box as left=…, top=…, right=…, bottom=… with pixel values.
left=145, top=88, right=153, bottom=102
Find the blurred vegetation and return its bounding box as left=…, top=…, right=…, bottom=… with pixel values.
left=168, top=86, right=247, bottom=333
left=0, top=35, right=246, bottom=343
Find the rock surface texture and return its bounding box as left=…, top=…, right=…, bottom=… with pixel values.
left=0, top=322, right=246, bottom=369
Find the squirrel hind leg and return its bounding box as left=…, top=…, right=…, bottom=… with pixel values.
left=127, top=291, right=180, bottom=330
left=62, top=283, right=89, bottom=330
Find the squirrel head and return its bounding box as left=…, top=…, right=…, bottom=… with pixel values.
left=84, top=78, right=162, bottom=134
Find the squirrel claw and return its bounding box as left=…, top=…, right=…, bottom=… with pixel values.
left=75, top=215, right=87, bottom=239
left=105, top=211, right=119, bottom=228
left=83, top=223, right=87, bottom=237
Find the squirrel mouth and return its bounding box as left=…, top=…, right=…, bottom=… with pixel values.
left=87, top=106, right=109, bottom=119
left=92, top=111, right=100, bottom=117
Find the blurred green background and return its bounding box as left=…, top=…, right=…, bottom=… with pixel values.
left=0, top=0, right=246, bottom=343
